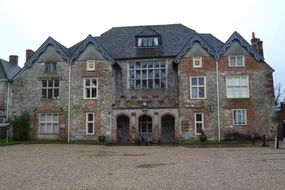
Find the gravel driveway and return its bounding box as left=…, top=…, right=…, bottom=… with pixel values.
left=0, top=144, right=285, bottom=190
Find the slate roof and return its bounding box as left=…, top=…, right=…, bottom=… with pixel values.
left=200, top=34, right=224, bottom=52
left=0, top=59, right=21, bottom=80
left=94, top=24, right=197, bottom=60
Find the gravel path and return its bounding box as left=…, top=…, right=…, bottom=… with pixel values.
left=0, top=144, right=285, bottom=190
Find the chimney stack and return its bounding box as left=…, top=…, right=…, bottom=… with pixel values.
left=9, top=55, right=18, bottom=65
left=251, top=32, right=264, bottom=58
left=26, top=49, right=34, bottom=61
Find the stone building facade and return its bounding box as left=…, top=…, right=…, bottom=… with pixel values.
left=12, top=24, right=275, bottom=142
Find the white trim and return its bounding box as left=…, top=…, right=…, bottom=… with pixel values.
left=226, top=75, right=249, bottom=98
left=194, top=113, right=204, bottom=135
left=216, top=61, right=221, bottom=142
left=86, top=112, right=95, bottom=135
left=83, top=78, right=98, bottom=99
left=190, top=76, right=207, bottom=99
left=193, top=57, right=202, bottom=68
left=87, top=60, right=96, bottom=71
left=228, top=55, right=245, bottom=67
left=232, top=109, right=247, bottom=125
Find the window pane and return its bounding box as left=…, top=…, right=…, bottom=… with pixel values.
left=148, top=79, right=153, bottom=88
left=92, top=79, right=97, bottom=87
left=155, top=79, right=160, bottom=88
left=230, top=57, right=236, bottom=66
left=192, top=78, right=197, bottom=85
left=137, top=38, right=142, bottom=47
left=148, top=125, right=152, bottom=132
left=40, top=114, right=45, bottom=122
left=198, top=78, right=204, bottom=85
left=40, top=123, right=45, bottom=133
left=53, top=124, right=58, bottom=133
left=161, top=79, right=166, bottom=88
left=86, top=88, right=90, bottom=98
left=54, top=80, right=59, bottom=87
left=148, top=62, right=153, bottom=68
left=148, top=70, right=153, bottom=78
left=129, top=80, right=134, bottom=89
left=161, top=69, right=166, bottom=78
left=196, top=114, right=202, bottom=121
left=142, top=80, right=147, bottom=89
left=53, top=114, right=58, bottom=122
left=136, top=70, right=141, bottom=78
left=88, top=123, right=93, bottom=133
left=42, top=89, right=47, bottom=98
left=85, top=79, right=90, bottom=87
left=154, top=61, right=160, bottom=68
left=54, top=89, right=59, bottom=98
left=142, top=62, right=147, bottom=68
left=196, top=123, right=203, bottom=133
left=88, top=113, right=93, bottom=121
left=48, top=89, right=53, bottom=98
left=48, top=80, right=53, bottom=87
left=91, top=88, right=97, bottom=98
left=199, top=87, right=205, bottom=98
left=135, top=62, right=141, bottom=69
left=154, top=37, right=159, bottom=46
left=142, top=70, right=147, bottom=79
left=129, top=63, right=135, bottom=69
left=141, top=124, right=147, bottom=133
left=192, top=87, right=198, bottom=98
left=130, top=71, right=134, bottom=79
left=154, top=70, right=160, bottom=78
left=136, top=80, right=141, bottom=88
left=237, top=57, right=243, bottom=66
left=42, top=80, right=47, bottom=87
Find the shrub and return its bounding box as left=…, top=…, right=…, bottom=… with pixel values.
left=11, top=112, right=30, bottom=141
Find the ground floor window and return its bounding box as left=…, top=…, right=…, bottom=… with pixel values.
left=195, top=113, right=204, bottom=135
left=86, top=112, right=95, bottom=135
left=39, top=113, right=59, bottom=134
left=232, top=109, right=247, bottom=125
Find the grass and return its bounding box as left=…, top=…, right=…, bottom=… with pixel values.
left=0, top=139, right=21, bottom=146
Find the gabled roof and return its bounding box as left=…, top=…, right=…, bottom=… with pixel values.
left=174, top=33, right=218, bottom=63
left=136, top=26, right=160, bottom=37
left=25, top=37, right=71, bottom=67
left=0, top=59, right=21, bottom=80
left=200, top=34, right=224, bottom=52
left=95, top=24, right=196, bottom=60
left=71, top=35, right=115, bottom=64
left=218, top=31, right=264, bottom=61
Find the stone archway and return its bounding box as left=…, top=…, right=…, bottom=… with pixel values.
left=117, top=115, right=130, bottom=143
left=161, top=114, right=175, bottom=143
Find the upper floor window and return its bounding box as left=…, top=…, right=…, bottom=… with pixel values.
left=137, top=37, right=159, bottom=47
left=232, top=109, right=247, bottom=125
left=193, top=57, right=202, bottom=68
left=129, top=60, right=166, bottom=89
left=190, top=76, right=206, bottom=99
left=84, top=78, right=98, bottom=99
left=228, top=56, right=244, bottom=67
left=226, top=75, right=249, bottom=98
left=45, top=62, right=56, bottom=72
left=87, top=60, right=96, bottom=71
left=42, top=79, right=59, bottom=99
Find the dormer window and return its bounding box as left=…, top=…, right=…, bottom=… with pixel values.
left=137, top=37, right=159, bottom=47
left=45, top=62, right=56, bottom=73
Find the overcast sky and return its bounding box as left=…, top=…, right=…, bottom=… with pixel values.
left=0, top=0, right=284, bottom=89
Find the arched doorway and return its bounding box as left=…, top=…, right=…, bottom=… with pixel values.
left=161, top=115, right=175, bottom=143
left=117, top=115, right=130, bottom=143
left=139, top=115, right=152, bottom=142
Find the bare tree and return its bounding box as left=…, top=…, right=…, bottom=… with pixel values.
left=275, top=83, right=285, bottom=106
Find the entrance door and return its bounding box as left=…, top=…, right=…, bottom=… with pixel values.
left=117, top=115, right=129, bottom=143
left=161, top=115, right=175, bottom=143
left=139, top=115, right=152, bottom=142
left=282, top=122, right=285, bottom=138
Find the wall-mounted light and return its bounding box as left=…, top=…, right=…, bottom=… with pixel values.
left=142, top=102, right=148, bottom=107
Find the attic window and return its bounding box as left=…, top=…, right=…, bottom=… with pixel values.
left=137, top=37, right=159, bottom=47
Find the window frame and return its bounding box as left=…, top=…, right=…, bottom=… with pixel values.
left=83, top=78, right=98, bottom=99
left=190, top=76, right=207, bottom=99
left=39, top=113, right=59, bottom=135
left=193, top=57, right=202, bottom=68
left=226, top=75, right=249, bottom=98
left=194, top=113, right=204, bottom=135
left=87, top=60, right=96, bottom=71
left=137, top=37, right=159, bottom=47
left=86, top=112, right=95, bottom=135
left=41, top=79, right=59, bottom=99
left=228, top=55, right=245, bottom=67
left=45, top=62, right=57, bottom=73
left=128, top=60, right=167, bottom=89
left=232, top=109, right=247, bottom=125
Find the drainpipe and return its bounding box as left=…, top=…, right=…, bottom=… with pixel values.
left=67, top=62, right=71, bottom=143
left=216, top=60, right=221, bottom=142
